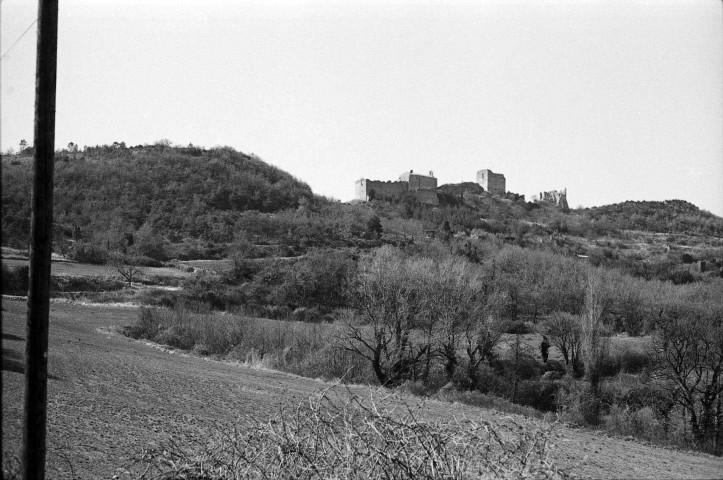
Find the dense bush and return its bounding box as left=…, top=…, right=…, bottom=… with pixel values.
left=68, top=241, right=108, bottom=264
left=515, top=379, right=560, bottom=412
left=604, top=405, right=665, bottom=443
left=51, top=275, right=124, bottom=293
left=275, top=249, right=356, bottom=313
left=179, top=276, right=231, bottom=311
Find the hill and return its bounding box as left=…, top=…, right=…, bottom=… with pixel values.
left=2, top=144, right=316, bottom=256
left=5, top=145, right=721, bottom=259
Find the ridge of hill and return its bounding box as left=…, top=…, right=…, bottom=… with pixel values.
left=582, top=199, right=723, bottom=236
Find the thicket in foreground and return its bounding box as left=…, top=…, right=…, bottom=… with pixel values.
left=116, top=388, right=568, bottom=479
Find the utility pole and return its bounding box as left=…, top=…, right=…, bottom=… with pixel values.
left=23, top=1, right=58, bottom=479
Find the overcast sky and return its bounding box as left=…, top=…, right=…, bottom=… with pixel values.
left=2, top=0, right=722, bottom=216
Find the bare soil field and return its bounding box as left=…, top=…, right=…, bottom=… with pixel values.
left=2, top=297, right=722, bottom=479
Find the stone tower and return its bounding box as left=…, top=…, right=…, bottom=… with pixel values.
left=476, top=169, right=506, bottom=195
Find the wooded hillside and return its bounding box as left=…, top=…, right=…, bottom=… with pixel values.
left=2, top=144, right=314, bottom=252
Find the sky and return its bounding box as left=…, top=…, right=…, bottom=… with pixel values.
left=2, top=0, right=722, bottom=216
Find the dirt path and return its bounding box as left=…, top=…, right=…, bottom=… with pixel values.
left=3, top=297, right=722, bottom=479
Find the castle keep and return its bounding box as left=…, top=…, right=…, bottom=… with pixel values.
left=476, top=169, right=506, bottom=195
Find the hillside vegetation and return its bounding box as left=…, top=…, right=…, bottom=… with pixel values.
left=3, top=143, right=722, bottom=262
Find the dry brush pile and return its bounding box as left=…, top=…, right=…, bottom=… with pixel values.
left=116, top=388, right=569, bottom=480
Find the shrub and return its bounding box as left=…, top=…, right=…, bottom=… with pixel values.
left=290, top=342, right=376, bottom=385
left=554, top=376, right=589, bottom=425
left=137, top=290, right=178, bottom=309
left=503, top=320, right=534, bottom=334
left=155, top=325, right=196, bottom=350
left=666, top=268, right=697, bottom=285
left=134, top=224, right=170, bottom=261
left=169, top=239, right=224, bottom=261
left=600, top=348, right=651, bottom=376
left=1, top=265, right=28, bottom=295
left=127, top=307, right=162, bottom=339
left=604, top=405, right=663, bottom=443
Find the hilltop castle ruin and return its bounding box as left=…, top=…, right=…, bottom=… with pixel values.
left=355, top=168, right=567, bottom=208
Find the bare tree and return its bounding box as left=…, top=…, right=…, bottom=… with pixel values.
left=109, top=251, right=142, bottom=287
left=464, top=314, right=505, bottom=386
left=543, top=312, right=582, bottom=373
left=580, top=270, right=610, bottom=424
left=651, top=298, right=723, bottom=451
left=343, top=247, right=427, bottom=387
left=426, top=258, right=485, bottom=382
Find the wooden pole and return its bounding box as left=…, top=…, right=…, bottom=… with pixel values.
left=23, top=1, right=58, bottom=478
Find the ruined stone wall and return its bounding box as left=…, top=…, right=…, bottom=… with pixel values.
left=355, top=179, right=408, bottom=201
left=399, top=171, right=437, bottom=191
left=414, top=189, right=439, bottom=205
left=532, top=189, right=569, bottom=210
left=476, top=169, right=506, bottom=195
